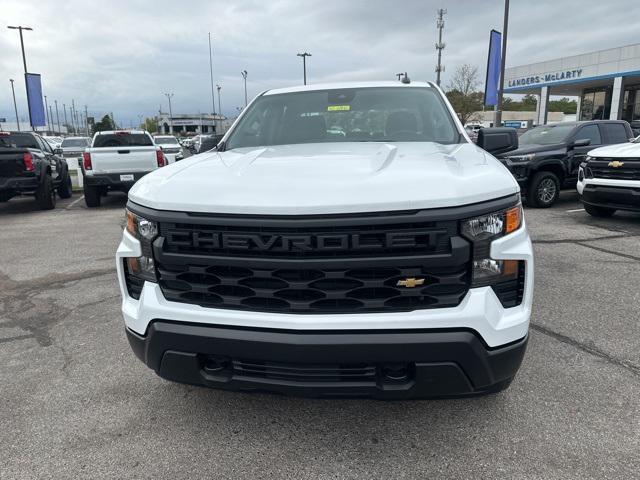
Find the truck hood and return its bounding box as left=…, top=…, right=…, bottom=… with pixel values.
left=588, top=142, right=640, bottom=158
left=129, top=142, right=519, bottom=215
left=499, top=143, right=567, bottom=157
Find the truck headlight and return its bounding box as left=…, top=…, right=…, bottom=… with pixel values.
left=507, top=154, right=535, bottom=162
left=125, top=209, right=158, bottom=283
left=461, top=204, right=523, bottom=286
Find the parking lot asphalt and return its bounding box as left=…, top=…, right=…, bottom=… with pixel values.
left=0, top=190, right=638, bottom=479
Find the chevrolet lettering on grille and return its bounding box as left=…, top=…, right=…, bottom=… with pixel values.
left=167, top=229, right=448, bottom=253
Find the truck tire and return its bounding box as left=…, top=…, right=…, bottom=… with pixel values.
left=58, top=173, right=73, bottom=199
left=84, top=184, right=102, bottom=207
left=584, top=203, right=615, bottom=218
left=529, top=171, right=560, bottom=208
left=35, top=175, right=56, bottom=210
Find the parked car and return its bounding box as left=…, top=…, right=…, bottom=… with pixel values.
left=497, top=120, right=633, bottom=207
left=0, top=131, right=73, bottom=209
left=81, top=130, right=167, bottom=207
left=196, top=134, right=224, bottom=153
left=117, top=81, right=533, bottom=399
left=153, top=135, right=184, bottom=163
left=577, top=137, right=640, bottom=217
left=60, top=136, right=91, bottom=169
left=43, top=135, right=63, bottom=150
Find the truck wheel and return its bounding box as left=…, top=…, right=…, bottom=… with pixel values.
left=529, top=171, right=560, bottom=208
left=84, top=184, right=102, bottom=207
left=584, top=203, right=615, bottom=218
left=35, top=175, right=56, bottom=210
left=58, top=173, right=73, bottom=199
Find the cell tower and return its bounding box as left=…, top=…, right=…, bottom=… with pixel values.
left=435, top=9, right=447, bottom=86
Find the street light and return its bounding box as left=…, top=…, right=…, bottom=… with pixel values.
left=216, top=84, right=222, bottom=133
left=296, top=52, right=311, bottom=85
left=163, top=93, right=174, bottom=134
left=7, top=26, right=34, bottom=130
left=54, top=100, right=61, bottom=135
left=9, top=79, right=20, bottom=131
left=241, top=70, right=248, bottom=107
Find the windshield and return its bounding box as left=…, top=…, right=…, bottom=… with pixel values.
left=154, top=137, right=179, bottom=145
left=61, top=138, right=89, bottom=148
left=519, top=125, right=575, bottom=145
left=225, top=87, right=460, bottom=150
left=93, top=133, right=153, bottom=147
left=0, top=133, right=38, bottom=149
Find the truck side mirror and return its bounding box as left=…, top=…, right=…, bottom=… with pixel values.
left=571, top=138, right=591, bottom=148
left=476, top=127, right=519, bottom=155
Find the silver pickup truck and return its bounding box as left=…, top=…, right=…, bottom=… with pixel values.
left=82, top=130, right=167, bottom=207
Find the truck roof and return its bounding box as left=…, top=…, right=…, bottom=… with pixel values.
left=264, top=81, right=435, bottom=96
left=94, top=130, right=148, bottom=136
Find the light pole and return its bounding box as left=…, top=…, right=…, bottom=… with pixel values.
left=44, top=95, right=51, bottom=133
left=48, top=105, right=54, bottom=134
left=54, top=100, right=61, bottom=135
left=216, top=84, right=222, bottom=133
left=7, top=26, right=34, bottom=130
left=163, top=93, right=174, bottom=134
left=137, top=114, right=143, bottom=130
left=208, top=33, right=217, bottom=116
left=63, top=103, right=68, bottom=134
left=241, top=70, right=248, bottom=107
left=9, top=79, right=20, bottom=131
left=296, top=52, right=311, bottom=85
left=495, top=0, right=510, bottom=127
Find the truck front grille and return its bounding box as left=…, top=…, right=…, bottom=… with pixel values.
left=153, top=210, right=471, bottom=314
left=590, top=158, right=640, bottom=181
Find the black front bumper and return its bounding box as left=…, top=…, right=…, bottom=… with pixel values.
left=84, top=171, right=151, bottom=189
left=582, top=184, right=640, bottom=212
left=126, top=321, right=527, bottom=399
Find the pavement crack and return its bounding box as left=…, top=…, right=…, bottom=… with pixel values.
left=531, top=323, right=640, bottom=377
left=0, top=334, right=35, bottom=344
left=532, top=233, right=637, bottom=245
left=574, top=242, right=640, bottom=262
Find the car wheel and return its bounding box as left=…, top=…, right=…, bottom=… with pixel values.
left=584, top=203, right=615, bottom=218
left=58, top=173, right=73, bottom=199
left=35, top=175, right=56, bottom=210
left=84, top=184, right=102, bottom=207
left=529, top=171, right=560, bottom=208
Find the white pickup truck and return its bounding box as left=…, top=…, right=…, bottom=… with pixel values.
left=82, top=130, right=167, bottom=207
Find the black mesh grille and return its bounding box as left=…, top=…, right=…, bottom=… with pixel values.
left=123, top=259, right=144, bottom=300
left=491, top=261, right=525, bottom=308
left=228, top=359, right=377, bottom=383
left=590, top=159, right=640, bottom=181
left=157, top=262, right=469, bottom=313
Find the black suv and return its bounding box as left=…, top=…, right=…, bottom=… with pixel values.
left=498, top=120, right=633, bottom=207
left=0, top=131, right=73, bottom=209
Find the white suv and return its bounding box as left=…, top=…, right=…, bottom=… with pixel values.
left=577, top=138, right=640, bottom=217
left=116, top=81, right=534, bottom=399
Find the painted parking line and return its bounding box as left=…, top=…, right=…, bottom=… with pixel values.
left=566, top=208, right=585, bottom=213
left=66, top=195, right=85, bottom=210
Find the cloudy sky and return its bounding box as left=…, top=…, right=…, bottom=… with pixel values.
left=1, top=0, right=638, bottom=126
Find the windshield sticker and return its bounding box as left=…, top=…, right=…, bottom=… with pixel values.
left=327, top=105, right=351, bottom=112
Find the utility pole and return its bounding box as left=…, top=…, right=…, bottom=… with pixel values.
left=63, top=103, right=68, bottom=134
left=71, top=99, right=77, bottom=134
left=435, top=9, right=446, bottom=86
left=44, top=94, right=51, bottom=133
left=495, top=0, right=510, bottom=127
left=297, top=52, right=311, bottom=85
left=241, top=70, right=248, bottom=107
left=163, top=93, right=174, bottom=134
left=84, top=105, right=89, bottom=136
left=48, top=105, right=54, bottom=134
left=7, top=25, right=34, bottom=129
left=216, top=84, right=222, bottom=133
left=54, top=100, right=61, bottom=135
left=137, top=114, right=143, bottom=130
left=10, top=79, right=20, bottom=131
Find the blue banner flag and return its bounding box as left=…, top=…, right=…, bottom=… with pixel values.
left=25, top=73, right=46, bottom=127
left=484, top=30, right=502, bottom=106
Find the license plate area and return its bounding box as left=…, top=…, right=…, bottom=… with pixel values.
left=120, top=174, right=134, bottom=181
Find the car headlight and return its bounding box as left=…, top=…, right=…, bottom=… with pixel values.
left=125, top=209, right=158, bottom=283
left=461, top=204, right=523, bottom=287
left=585, top=156, right=593, bottom=162
left=507, top=154, right=535, bottom=162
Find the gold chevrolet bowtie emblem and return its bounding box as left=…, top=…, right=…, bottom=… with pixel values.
left=608, top=160, right=625, bottom=168
left=396, top=277, right=425, bottom=288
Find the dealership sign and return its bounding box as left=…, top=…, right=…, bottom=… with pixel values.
left=508, top=69, right=583, bottom=87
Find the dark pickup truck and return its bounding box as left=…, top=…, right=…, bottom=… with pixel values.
left=0, top=131, right=73, bottom=210
left=497, top=120, right=633, bottom=207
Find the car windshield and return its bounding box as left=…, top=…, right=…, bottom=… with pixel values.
left=61, top=138, right=89, bottom=148
left=0, top=133, right=39, bottom=149
left=519, top=125, right=575, bottom=145
left=225, top=86, right=460, bottom=150
left=155, top=137, right=179, bottom=145
left=93, top=133, right=153, bottom=147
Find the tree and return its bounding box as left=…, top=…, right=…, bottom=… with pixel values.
left=92, top=115, right=115, bottom=135
left=445, top=64, right=484, bottom=125
left=143, top=117, right=157, bottom=133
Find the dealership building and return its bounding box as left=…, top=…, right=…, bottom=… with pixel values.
left=157, top=113, right=232, bottom=135
left=504, top=43, right=640, bottom=126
